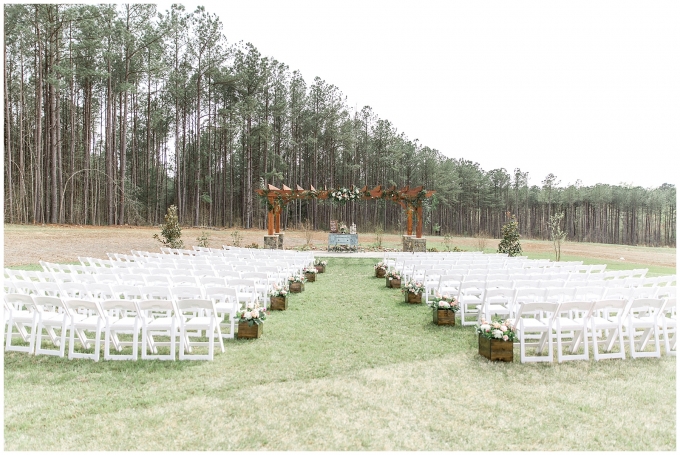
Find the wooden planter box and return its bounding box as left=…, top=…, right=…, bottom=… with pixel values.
left=238, top=321, right=263, bottom=339
left=386, top=278, right=401, bottom=288
left=433, top=308, right=456, bottom=325
left=289, top=281, right=305, bottom=293
left=375, top=268, right=387, bottom=278
left=305, top=272, right=316, bottom=282
left=478, top=334, right=513, bottom=362
left=405, top=292, right=422, bottom=304
left=315, top=264, right=325, bottom=273
left=270, top=296, right=288, bottom=311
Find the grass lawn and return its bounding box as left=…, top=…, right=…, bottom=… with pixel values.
left=3, top=258, right=676, bottom=450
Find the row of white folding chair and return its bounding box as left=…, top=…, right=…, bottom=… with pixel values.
left=473, top=281, right=675, bottom=326
left=4, top=294, right=235, bottom=361
left=5, top=294, right=229, bottom=361
left=513, top=298, right=676, bottom=363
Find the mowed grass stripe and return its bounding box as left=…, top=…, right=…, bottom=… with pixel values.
left=3, top=258, right=676, bottom=450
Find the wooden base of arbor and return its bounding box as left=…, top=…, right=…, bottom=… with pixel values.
left=478, top=335, right=513, bottom=362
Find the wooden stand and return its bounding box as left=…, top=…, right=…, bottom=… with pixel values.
left=304, top=272, right=316, bottom=282
left=433, top=308, right=456, bottom=325
left=289, top=282, right=304, bottom=293
left=375, top=268, right=386, bottom=278
left=238, top=321, right=263, bottom=339
left=478, top=335, right=513, bottom=362
left=270, top=296, right=288, bottom=311
left=406, top=292, right=422, bottom=304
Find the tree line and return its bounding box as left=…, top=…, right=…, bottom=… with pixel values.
left=4, top=3, right=676, bottom=247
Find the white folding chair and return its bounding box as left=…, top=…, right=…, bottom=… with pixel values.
left=590, top=299, right=628, bottom=361
left=458, top=281, right=485, bottom=326
left=515, top=301, right=558, bottom=363
left=479, top=287, right=515, bottom=323
left=659, top=298, right=676, bottom=356
left=138, top=299, right=178, bottom=360
left=552, top=301, right=594, bottom=362
left=32, top=296, right=70, bottom=357
left=4, top=294, right=37, bottom=353
left=622, top=298, right=665, bottom=359
left=100, top=299, right=141, bottom=361
left=176, top=299, right=224, bottom=360
left=204, top=286, right=240, bottom=340
left=63, top=299, right=105, bottom=361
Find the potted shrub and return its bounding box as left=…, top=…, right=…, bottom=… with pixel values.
left=374, top=261, right=388, bottom=278
left=386, top=270, right=401, bottom=288
left=402, top=280, right=425, bottom=304
left=288, top=273, right=306, bottom=293
left=475, top=317, right=517, bottom=362
left=269, top=283, right=289, bottom=311
left=303, top=266, right=318, bottom=282
left=429, top=293, right=460, bottom=325
left=314, top=258, right=327, bottom=273
left=237, top=302, right=268, bottom=339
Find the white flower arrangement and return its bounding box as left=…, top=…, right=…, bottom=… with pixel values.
left=475, top=317, right=516, bottom=342
left=374, top=261, right=388, bottom=271
left=313, top=259, right=328, bottom=266
left=387, top=270, right=401, bottom=280
left=288, top=272, right=307, bottom=283
left=329, top=187, right=362, bottom=203
left=303, top=266, right=318, bottom=275
left=268, top=283, right=289, bottom=298
left=237, top=301, right=267, bottom=326
left=428, top=293, right=460, bottom=312
left=401, top=279, right=425, bottom=295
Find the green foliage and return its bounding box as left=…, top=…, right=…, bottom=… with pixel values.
left=196, top=231, right=210, bottom=248
left=497, top=215, right=522, bottom=257
left=244, top=242, right=259, bottom=249
left=230, top=230, right=243, bottom=247
left=153, top=205, right=184, bottom=249
left=442, top=234, right=462, bottom=252
left=548, top=212, right=567, bottom=261
left=374, top=224, right=384, bottom=248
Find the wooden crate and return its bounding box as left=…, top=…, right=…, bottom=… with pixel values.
left=433, top=308, right=456, bottom=325
left=405, top=292, right=422, bottom=304
left=478, top=334, right=513, bottom=362
left=376, top=268, right=386, bottom=278
left=389, top=279, right=401, bottom=289
left=289, top=281, right=304, bottom=293
left=315, top=265, right=325, bottom=273
left=304, top=272, right=316, bottom=282
left=270, top=296, right=288, bottom=311
left=238, top=321, right=263, bottom=339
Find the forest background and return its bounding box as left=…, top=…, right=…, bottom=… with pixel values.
left=3, top=3, right=676, bottom=247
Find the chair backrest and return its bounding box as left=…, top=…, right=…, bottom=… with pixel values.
left=63, top=298, right=104, bottom=318
left=175, top=298, right=217, bottom=315
left=4, top=293, right=36, bottom=312
left=171, top=285, right=204, bottom=300
left=626, top=298, right=665, bottom=317
left=603, top=287, right=633, bottom=300
left=513, top=287, right=546, bottom=305
left=110, top=284, right=145, bottom=301
left=591, top=299, right=628, bottom=321
left=141, top=285, right=174, bottom=300
left=136, top=299, right=177, bottom=318
left=33, top=281, right=63, bottom=297
left=515, top=301, right=559, bottom=323
left=555, top=300, right=594, bottom=320
left=58, top=282, right=90, bottom=300
left=143, top=275, right=172, bottom=286
left=100, top=298, right=139, bottom=317
left=32, top=295, right=66, bottom=313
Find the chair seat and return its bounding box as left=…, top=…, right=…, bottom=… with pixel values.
left=520, top=318, right=550, bottom=330
left=184, top=317, right=213, bottom=329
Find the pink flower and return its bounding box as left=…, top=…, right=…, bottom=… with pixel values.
left=503, top=335, right=509, bottom=341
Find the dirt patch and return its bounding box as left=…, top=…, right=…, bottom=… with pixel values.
left=3, top=223, right=676, bottom=268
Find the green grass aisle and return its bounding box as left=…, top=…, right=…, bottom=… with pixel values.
left=3, top=257, right=675, bottom=451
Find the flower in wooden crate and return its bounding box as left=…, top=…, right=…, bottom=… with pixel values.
left=386, top=270, right=401, bottom=280
left=374, top=261, right=388, bottom=271
left=428, top=293, right=460, bottom=312
left=238, top=302, right=268, bottom=327
left=288, top=272, right=307, bottom=283
left=313, top=259, right=328, bottom=267
left=401, top=279, right=425, bottom=295
left=475, top=317, right=517, bottom=342
left=303, top=266, right=318, bottom=275
left=268, top=283, right=289, bottom=298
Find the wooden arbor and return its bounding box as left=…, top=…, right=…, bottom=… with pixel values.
left=256, top=184, right=435, bottom=238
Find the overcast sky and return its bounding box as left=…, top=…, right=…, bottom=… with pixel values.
left=159, top=0, right=678, bottom=189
